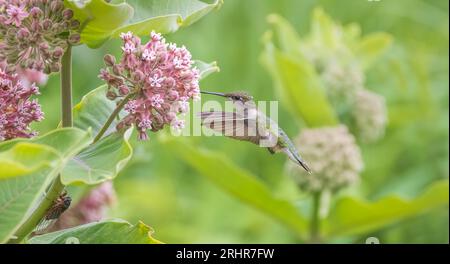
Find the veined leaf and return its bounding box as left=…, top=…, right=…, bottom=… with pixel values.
left=28, top=219, right=162, bottom=244
left=112, top=0, right=223, bottom=38
left=161, top=136, right=309, bottom=239
left=62, top=129, right=133, bottom=185
left=0, top=128, right=91, bottom=243
left=324, top=180, right=449, bottom=238
left=65, top=0, right=222, bottom=48
left=63, top=85, right=132, bottom=185
left=64, top=0, right=134, bottom=48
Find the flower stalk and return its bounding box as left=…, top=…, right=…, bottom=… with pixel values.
left=309, top=191, right=322, bottom=243
left=93, top=92, right=135, bottom=144
left=7, top=46, right=73, bottom=244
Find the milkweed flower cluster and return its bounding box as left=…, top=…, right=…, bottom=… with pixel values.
left=0, top=0, right=80, bottom=73
left=50, top=181, right=117, bottom=231
left=287, top=126, right=363, bottom=193
left=320, top=58, right=364, bottom=105
left=353, top=90, right=387, bottom=143
left=0, top=67, right=43, bottom=141
left=1, top=59, right=47, bottom=88
left=99, top=31, right=200, bottom=140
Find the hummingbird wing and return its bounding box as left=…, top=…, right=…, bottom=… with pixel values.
left=197, top=111, right=265, bottom=145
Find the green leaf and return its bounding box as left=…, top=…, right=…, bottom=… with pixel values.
left=0, top=144, right=59, bottom=179
left=161, top=136, right=309, bottom=239
left=63, top=85, right=133, bottom=185
left=62, top=129, right=133, bottom=185
left=266, top=14, right=302, bottom=56
left=64, top=0, right=134, bottom=48
left=112, top=0, right=223, bottom=38
left=72, top=85, right=119, bottom=136
left=261, top=43, right=338, bottom=127
left=324, top=180, right=449, bottom=238
left=194, top=60, right=220, bottom=79
left=66, top=0, right=222, bottom=48
left=356, top=32, right=393, bottom=69
left=310, top=7, right=340, bottom=50
left=0, top=128, right=91, bottom=243
left=28, top=219, right=162, bottom=244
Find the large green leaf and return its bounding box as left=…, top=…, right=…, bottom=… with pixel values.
left=63, top=85, right=133, bottom=185
left=261, top=43, right=338, bottom=127
left=324, top=180, right=449, bottom=238
left=64, top=0, right=134, bottom=48
left=72, top=85, right=119, bottom=136
left=28, top=219, right=162, bottom=244
left=62, top=129, right=133, bottom=185
left=161, top=136, right=309, bottom=239
left=112, top=0, right=223, bottom=38
left=65, top=0, right=222, bottom=48
left=0, top=128, right=91, bottom=243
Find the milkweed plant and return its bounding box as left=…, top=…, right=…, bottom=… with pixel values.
left=0, top=0, right=223, bottom=244
left=0, top=1, right=447, bottom=244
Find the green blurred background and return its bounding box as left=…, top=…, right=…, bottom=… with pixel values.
left=35, top=0, right=448, bottom=243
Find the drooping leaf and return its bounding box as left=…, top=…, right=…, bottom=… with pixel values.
left=63, top=85, right=133, bottom=185
left=112, top=0, right=223, bottom=38
left=28, top=219, right=162, bottom=244
left=324, top=180, right=449, bottom=238
left=0, top=128, right=91, bottom=243
left=62, top=129, right=133, bottom=185
left=64, top=0, right=134, bottom=48
left=161, top=136, right=309, bottom=239
left=65, top=0, right=222, bottom=48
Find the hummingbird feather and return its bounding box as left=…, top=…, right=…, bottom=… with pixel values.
left=198, top=111, right=264, bottom=145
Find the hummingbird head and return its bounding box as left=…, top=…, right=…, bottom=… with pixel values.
left=201, top=90, right=254, bottom=103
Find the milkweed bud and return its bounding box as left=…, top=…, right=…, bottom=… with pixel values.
left=0, top=0, right=80, bottom=73
left=103, top=54, right=116, bottom=67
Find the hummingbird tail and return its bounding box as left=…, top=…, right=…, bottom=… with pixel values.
left=283, top=148, right=312, bottom=174
left=298, top=160, right=312, bottom=175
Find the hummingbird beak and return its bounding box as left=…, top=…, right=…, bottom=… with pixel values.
left=200, top=90, right=227, bottom=97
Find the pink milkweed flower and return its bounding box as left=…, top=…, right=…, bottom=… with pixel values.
left=0, top=67, right=43, bottom=141
left=5, top=3, right=28, bottom=27
left=99, top=31, right=200, bottom=140
left=0, top=0, right=80, bottom=74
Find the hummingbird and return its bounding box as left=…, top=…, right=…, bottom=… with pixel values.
left=198, top=90, right=311, bottom=173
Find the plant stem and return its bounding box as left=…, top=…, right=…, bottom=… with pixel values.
left=309, top=191, right=322, bottom=243
left=92, top=93, right=134, bottom=144
left=7, top=47, right=73, bottom=244
left=61, top=46, right=73, bottom=127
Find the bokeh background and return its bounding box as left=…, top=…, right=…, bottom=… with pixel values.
left=34, top=0, right=448, bottom=243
